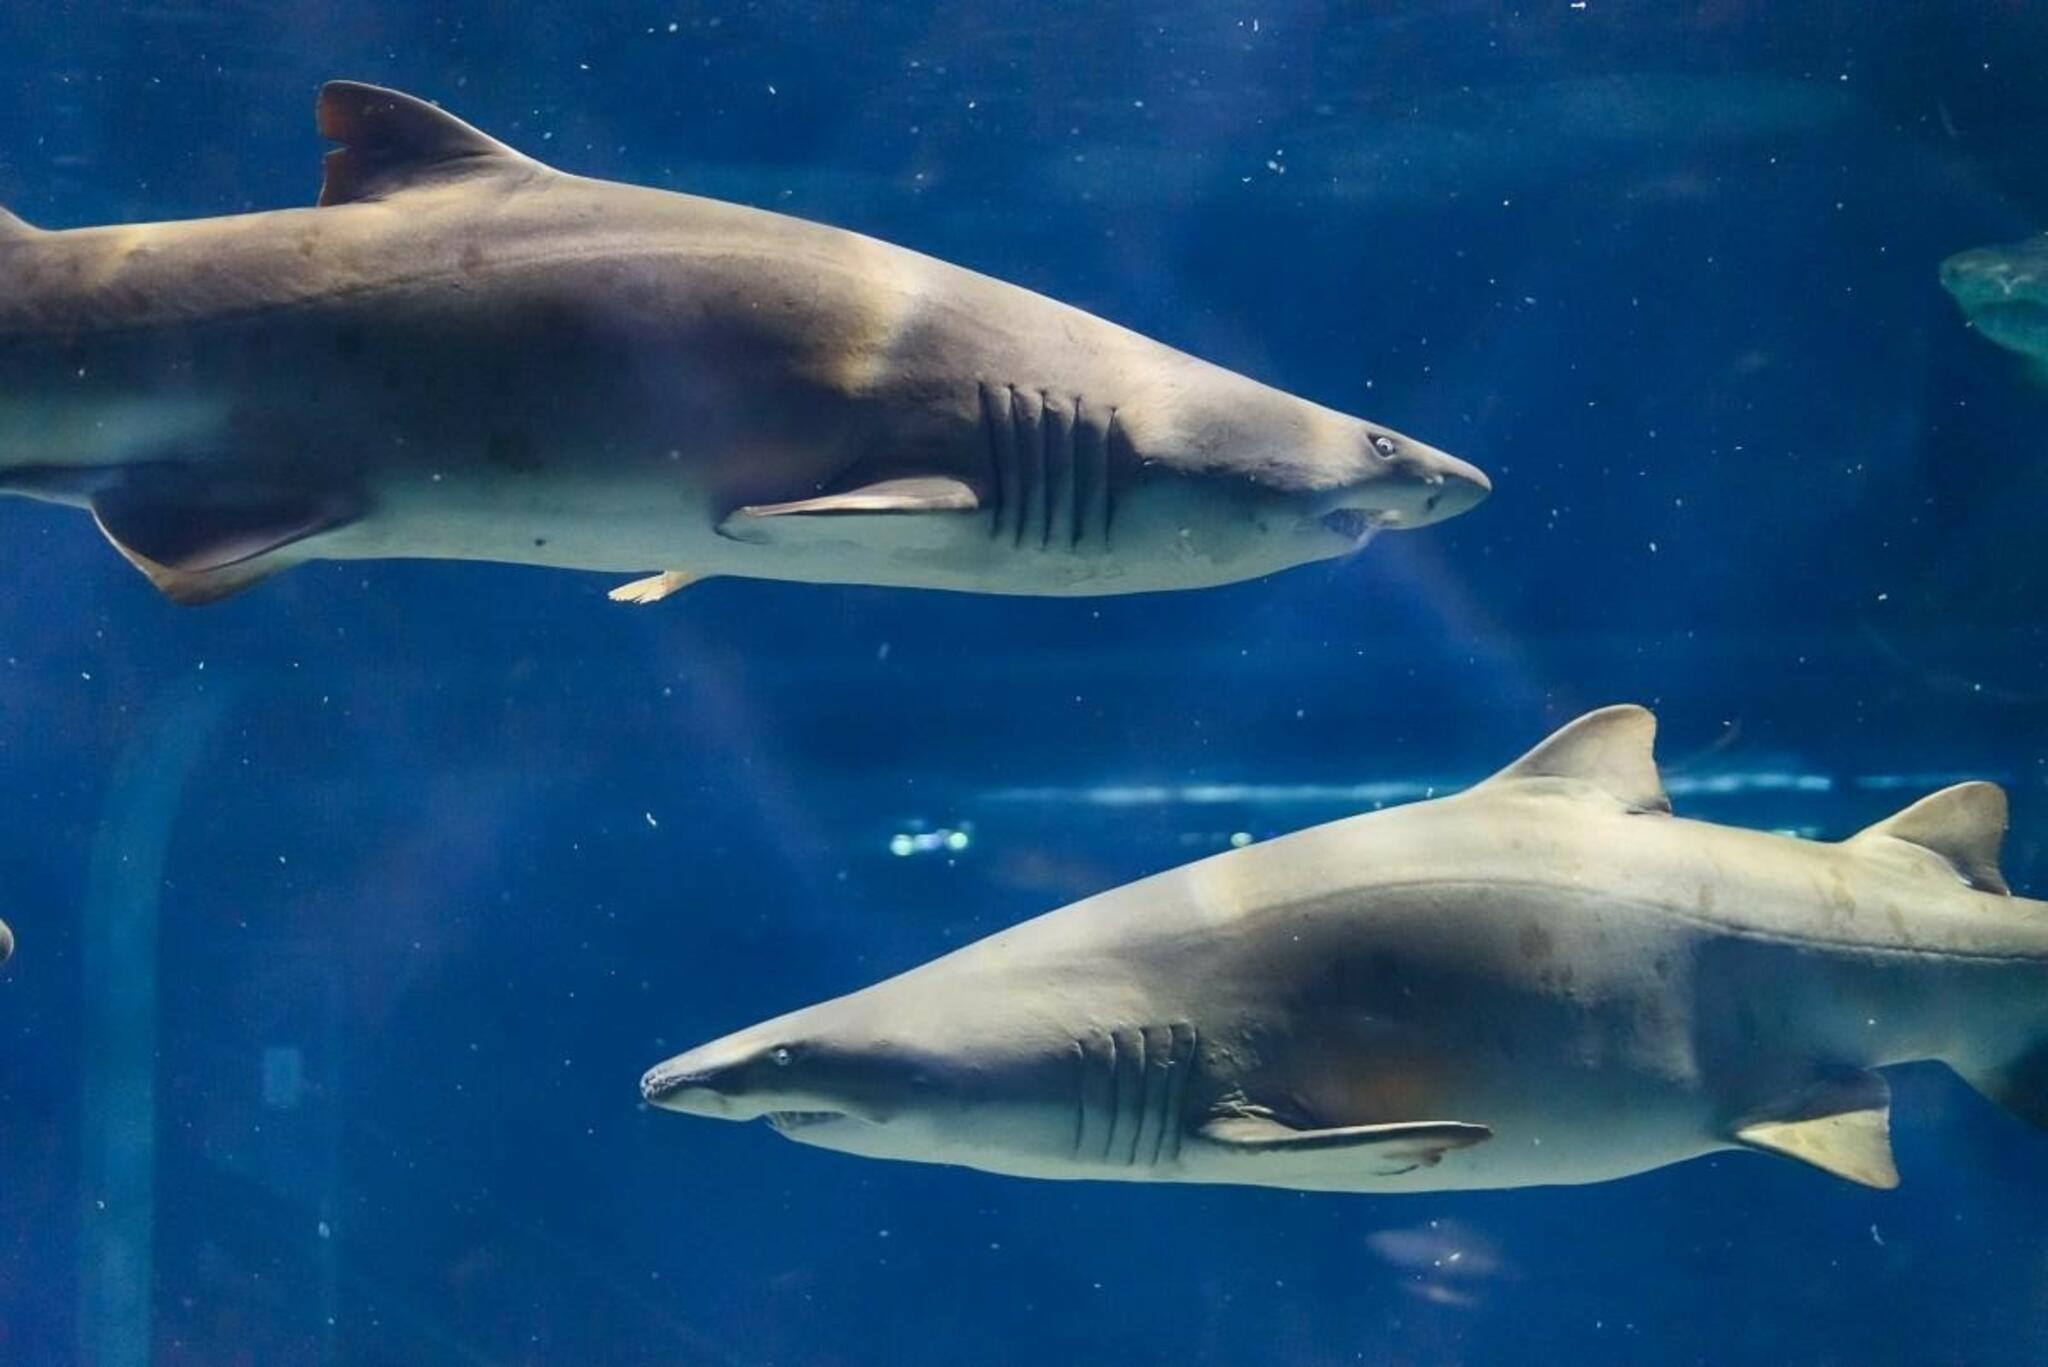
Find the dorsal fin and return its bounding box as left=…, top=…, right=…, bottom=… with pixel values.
left=1477, top=704, right=1670, bottom=813
left=1848, top=781, right=2010, bottom=896
left=315, top=81, right=542, bottom=207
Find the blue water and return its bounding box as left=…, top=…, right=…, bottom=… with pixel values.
left=5, top=3, right=2048, bottom=1364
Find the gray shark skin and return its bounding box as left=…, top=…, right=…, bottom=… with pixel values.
left=645, top=706, right=2048, bottom=1194
left=0, top=82, right=1488, bottom=606
left=1942, top=234, right=2048, bottom=367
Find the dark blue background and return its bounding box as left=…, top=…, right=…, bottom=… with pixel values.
left=4, top=2, right=2048, bottom=1363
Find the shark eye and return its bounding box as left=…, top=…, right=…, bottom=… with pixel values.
left=770, top=1046, right=794, bottom=1067
left=1371, top=435, right=1398, bottom=460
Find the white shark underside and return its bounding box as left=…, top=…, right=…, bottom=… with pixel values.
left=647, top=706, right=2048, bottom=1194
left=0, top=82, right=1488, bottom=605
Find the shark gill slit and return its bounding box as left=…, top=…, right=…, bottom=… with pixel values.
left=1005, top=385, right=1034, bottom=549
left=983, top=381, right=1026, bottom=544
left=1041, top=392, right=1072, bottom=551
left=978, top=381, right=1008, bottom=541
left=1024, top=390, right=1049, bottom=551
left=1119, top=1026, right=1149, bottom=1167
left=1106, top=1026, right=1128, bottom=1165
left=981, top=382, right=1112, bottom=553
left=1072, top=1025, right=1198, bottom=1169
left=1100, top=409, right=1122, bottom=548
left=1158, top=1023, right=1195, bottom=1167
left=1135, top=1025, right=1172, bottom=1168
left=1064, top=393, right=1097, bottom=549
left=1100, top=1028, right=1121, bottom=1161
left=1071, top=397, right=1101, bottom=550
left=1128, top=1026, right=1162, bottom=1168
left=1035, top=391, right=1053, bottom=550
left=1076, top=1030, right=1114, bottom=1161
left=1068, top=1039, right=1086, bottom=1160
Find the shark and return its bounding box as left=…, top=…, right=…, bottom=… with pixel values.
left=644, top=705, right=2048, bottom=1194
left=0, top=81, right=1489, bottom=606
left=1942, top=234, right=2048, bottom=372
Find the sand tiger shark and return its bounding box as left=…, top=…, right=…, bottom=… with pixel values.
left=1943, top=233, right=2048, bottom=374
left=0, top=81, right=1488, bottom=606
left=644, top=705, right=2048, bottom=1194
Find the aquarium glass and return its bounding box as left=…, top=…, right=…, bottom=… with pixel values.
left=3, top=4, right=2047, bottom=1364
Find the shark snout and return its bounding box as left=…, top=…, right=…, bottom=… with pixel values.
left=640, top=1059, right=747, bottom=1117
left=1941, top=245, right=2044, bottom=307
left=1942, top=249, right=2012, bottom=293
left=640, top=1032, right=785, bottom=1120
left=1413, top=449, right=1492, bottom=523
left=1939, top=243, right=2048, bottom=357
left=1316, top=432, right=1491, bottom=540
left=641, top=1025, right=894, bottom=1127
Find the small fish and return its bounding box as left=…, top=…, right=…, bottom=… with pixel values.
left=0, top=82, right=1488, bottom=606
left=646, top=706, right=2048, bottom=1195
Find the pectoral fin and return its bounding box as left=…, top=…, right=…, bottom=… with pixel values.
left=607, top=570, right=703, bottom=604
left=1200, top=1115, right=1491, bottom=1174
left=90, top=469, right=361, bottom=605
left=1733, top=1071, right=1898, bottom=1189
left=717, top=477, right=981, bottom=545
left=92, top=526, right=291, bottom=606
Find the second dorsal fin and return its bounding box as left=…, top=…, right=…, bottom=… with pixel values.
left=1848, top=781, right=2010, bottom=896
left=315, top=81, right=542, bottom=207
left=1478, top=704, right=1670, bottom=813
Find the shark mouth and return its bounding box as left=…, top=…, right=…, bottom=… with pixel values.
left=767, top=1110, right=845, bottom=1132
left=1321, top=507, right=1391, bottom=552
left=1969, top=297, right=2048, bottom=337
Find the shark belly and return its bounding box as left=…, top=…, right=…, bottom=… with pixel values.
left=1181, top=888, right=1727, bottom=1192
left=1, top=254, right=869, bottom=576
